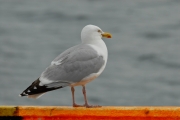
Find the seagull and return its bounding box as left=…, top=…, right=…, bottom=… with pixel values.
left=19, top=25, right=112, bottom=108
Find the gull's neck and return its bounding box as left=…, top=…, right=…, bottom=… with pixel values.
left=82, top=37, right=108, bottom=63
left=82, top=37, right=107, bottom=51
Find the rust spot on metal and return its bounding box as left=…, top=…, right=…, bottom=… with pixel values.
left=144, top=110, right=150, bottom=115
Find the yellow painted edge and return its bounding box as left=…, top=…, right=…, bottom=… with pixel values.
left=0, top=106, right=17, bottom=116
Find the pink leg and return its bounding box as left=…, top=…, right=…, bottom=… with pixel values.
left=71, top=86, right=84, bottom=107
left=82, top=85, right=101, bottom=108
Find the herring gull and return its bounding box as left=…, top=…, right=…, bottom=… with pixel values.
left=19, top=25, right=112, bottom=108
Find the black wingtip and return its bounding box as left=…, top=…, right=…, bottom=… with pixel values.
left=19, top=78, right=63, bottom=97
left=19, top=78, right=41, bottom=97
left=19, top=91, right=28, bottom=97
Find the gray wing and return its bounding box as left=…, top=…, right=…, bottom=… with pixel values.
left=40, top=44, right=105, bottom=87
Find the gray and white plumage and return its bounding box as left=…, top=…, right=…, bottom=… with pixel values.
left=19, top=25, right=112, bottom=99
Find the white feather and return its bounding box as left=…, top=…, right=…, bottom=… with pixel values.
left=28, top=93, right=45, bottom=99
left=51, top=60, right=62, bottom=65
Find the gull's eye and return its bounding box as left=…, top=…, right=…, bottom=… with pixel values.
left=97, top=29, right=101, bottom=33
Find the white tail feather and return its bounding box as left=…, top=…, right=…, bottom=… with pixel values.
left=28, top=93, right=45, bottom=99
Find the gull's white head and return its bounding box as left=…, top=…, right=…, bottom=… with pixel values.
left=81, top=25, right=112, bottom=43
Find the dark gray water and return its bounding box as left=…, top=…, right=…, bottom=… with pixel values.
left=1, top=0, right=180, bottom=106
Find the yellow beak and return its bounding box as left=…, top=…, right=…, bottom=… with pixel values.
left=101, top=32, right=112, bottom=38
